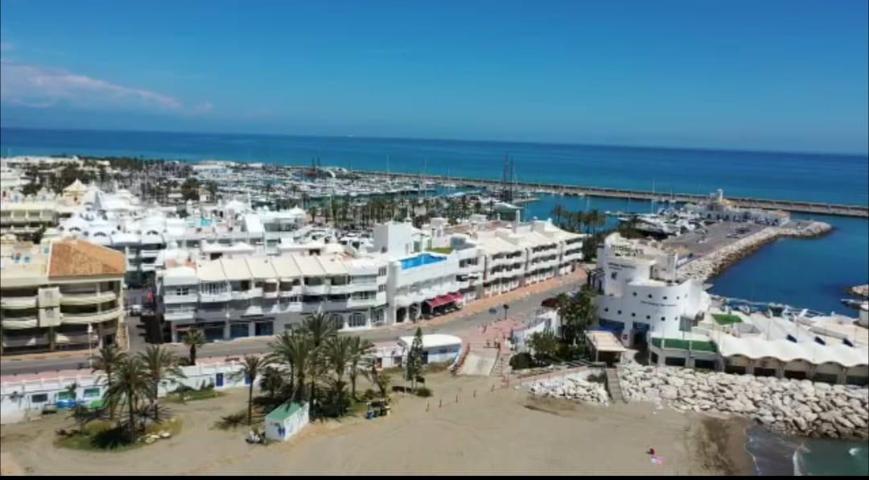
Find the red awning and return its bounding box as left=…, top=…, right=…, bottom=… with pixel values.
left=425, top=294, right=457, bottom=309
left=448, top=292, right=463, bottom=303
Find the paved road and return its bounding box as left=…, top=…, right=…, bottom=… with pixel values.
left=1, top=277, right=583, bottom=377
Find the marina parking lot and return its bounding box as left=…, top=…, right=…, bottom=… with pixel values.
left=662, top=221, right=766, bottom=260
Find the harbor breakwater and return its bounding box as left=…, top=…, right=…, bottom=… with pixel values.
left=523, top=366, right=868, bottom=441
left=677, top=221, right=832, bottom=283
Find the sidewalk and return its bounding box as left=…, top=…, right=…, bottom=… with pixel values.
left=387, top=268, right=587, bottom=334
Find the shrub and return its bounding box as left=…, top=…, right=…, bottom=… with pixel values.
left=415, top=387, right=433, bottom=398
left=509, top=352, right=534, bottom=370
left=362, top=389, right=377, bottom=401
left=587, top=372, right=606, bottom=384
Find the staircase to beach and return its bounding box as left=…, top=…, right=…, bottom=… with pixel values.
left=457, top=318, right=523, bottom=376
left=605, top=367, right=627, bottom=404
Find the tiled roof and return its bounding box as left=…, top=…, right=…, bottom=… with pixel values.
left=48, top=240, right=126, bottom=279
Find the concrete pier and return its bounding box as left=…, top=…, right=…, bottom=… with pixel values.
left=354, top=170, right=869, bottom=218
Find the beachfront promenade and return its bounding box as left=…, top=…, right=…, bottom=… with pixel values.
left=356, top=170, right=869, bottom=218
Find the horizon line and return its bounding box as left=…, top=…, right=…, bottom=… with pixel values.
left=1, top=124, right=867, bottom=159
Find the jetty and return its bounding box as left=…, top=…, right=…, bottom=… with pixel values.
left=353, top=170, right=869, bottom=218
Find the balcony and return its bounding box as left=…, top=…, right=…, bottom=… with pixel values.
left=163, top=293, right=199, bottom=305
left=1, top=296, right=38, bottom=309
left=0, top=316, right=39, bottom=329
left=1, top=333, right=49, bottom=348
left=60, top=291, right=118, bottom=306
left=140, top=249, right=161, bottom=258
left=56, top=332, right=100, bottom=346
left=61, top=307, right=124, bottom=325
left=278, top=287, right=302, bottom=298
left=164, top=309, right=196, bottom=321
left=303, top=284, right=329, bottom=295
left=230, top=288, right=262, bottom=301
left=199, top=292, right=231, bottom=303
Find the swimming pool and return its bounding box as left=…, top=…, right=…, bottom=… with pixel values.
left=400, top=253, right=446, bottom=270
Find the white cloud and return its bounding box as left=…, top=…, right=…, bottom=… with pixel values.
left=0, top=61, right=209, bottom=114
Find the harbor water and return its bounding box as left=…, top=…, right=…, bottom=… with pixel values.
left=2, top=127, right=867, bottom=205
left=746, top=425, right=869, bottom=476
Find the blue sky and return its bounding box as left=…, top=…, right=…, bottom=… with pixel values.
left=1, top=0, right=867, bottom=154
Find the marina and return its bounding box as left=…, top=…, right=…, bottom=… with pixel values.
left=352, top=170, right=869, bottom=218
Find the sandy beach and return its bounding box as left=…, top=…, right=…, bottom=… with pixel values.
left=0, top=371, right=753, bottom=476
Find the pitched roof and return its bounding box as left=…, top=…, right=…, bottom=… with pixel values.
left=48, top=240, right=126, bottom=279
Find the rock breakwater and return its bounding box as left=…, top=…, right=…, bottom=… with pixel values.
left=619, top=364, right=868, bottom=440
left=677, top=221, right=832, bottom=282
left=526, top=373, right=610, bottom=406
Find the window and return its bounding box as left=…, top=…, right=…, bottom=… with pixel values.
left=617, top=310, right=622, bottom=315
left=378, top=267, right=387, bottom=276
left=174, top=287, right=190, bottom=296
left=31, top=393, right=49, bottom=403
left=632, top=292, right=637, bottom=297
left=84, top=388, right=101, bottom=398
left=646, top=315, right=650, bottom=319
left=349, top=313, right=366, bottom=328
left=631, top=313, right=636, bottom=317
left=604, top=308, right=609, bottom=312
left=648, top=294, right=653, bottom=299
left=329, top=313, right=344, bottom=329
left=378, top=284, right=386, bottom=293
left=660, top=316, right=665, bottom=321
left=663, top=296, right=668, bottom=300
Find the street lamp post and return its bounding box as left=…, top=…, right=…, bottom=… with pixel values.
left=87, top=324, right=94, bottom=369
left=503, top=304, right=509, bottom=322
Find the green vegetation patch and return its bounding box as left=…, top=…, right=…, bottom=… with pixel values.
left=712, top=313, right=742, bottom=326
left=651, top=337, right=718, bottom=353
left=165, top=388, right=224, bottom=403
left=56, top=417, right=183, bottom=452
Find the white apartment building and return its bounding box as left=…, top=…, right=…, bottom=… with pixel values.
left=157, top=252, right=388, bottom=342
left=155, top=217, right=584, bottom=342
left=375, top=216, right=584, bottom=325
left=53, top=191, right=308, bottom=286
left=590, top=232, right=710, bottom=347
left=0, top=239, right=126, bottom=355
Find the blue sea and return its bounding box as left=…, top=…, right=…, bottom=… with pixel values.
left=1, top=127, right=868, bottom=475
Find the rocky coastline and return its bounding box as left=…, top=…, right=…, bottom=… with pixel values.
left=524, top=365, right=868, bottom=441
left=677, top=221, right=832, bottom=283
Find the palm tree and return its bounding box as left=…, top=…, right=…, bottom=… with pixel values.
left=183, top=329, right=206, bottom=366
left=104, top=357, right=151, bottom=443
left=269, top=331, right=313, bottom=402
left=302, top=313, right=338, bottom=414
left=231, top=355, right=272, bottom=425
left=259, top=366, right=286, bottom=401
left=324, top=336, right=353, bottom=415
left=139, top=346, right=185, bottom=423
left=363, top=360, right=392, bottom=399
left=91, top=344, right=127, bottom=420
left=347, top=337, right=374, bottom=400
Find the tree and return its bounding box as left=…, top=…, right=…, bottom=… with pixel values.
left=405, top=327, right=425, bottom=392
left=528, top=330, right=560, bottom=364
left=91, top=344, right=127, bottom=420
left=231, top=355, right=272, bottom=425
left=324, top=336, right=353, bottom=416
left=302, top=312, right=338, bottom=414
left=259, top=366, right=286, bottom=401
left=347, top=336, right=374, bottom=400
left=183, top=329, right=206, bottom=366
left=269, top=331, right=312, bottom=403
left=139, top=346, right=185, bottom=423
left=104, top=357, right=151, bottom=443
left=180, top=177, right=201, bottom=201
